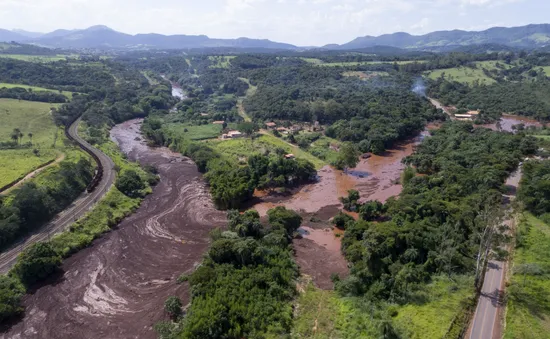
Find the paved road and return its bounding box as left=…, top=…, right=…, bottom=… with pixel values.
left=470, top=259, right=505, bottom=339
left=469, top=169, right=521, bottom=339
left=0, top=118, right=115, bottom=274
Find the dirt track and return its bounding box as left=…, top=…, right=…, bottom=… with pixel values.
left=2, top=119, right=226, bottom=339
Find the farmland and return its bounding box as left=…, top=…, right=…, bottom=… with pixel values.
left=0, top=99, right=64, bottom=188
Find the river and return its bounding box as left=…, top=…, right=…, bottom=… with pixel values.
left=2, top=119, right=226, bottom=339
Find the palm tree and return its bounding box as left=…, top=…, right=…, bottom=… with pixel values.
left=28, top=132, right=33, bottom=145
left=11, top=128, right=21, bottom=144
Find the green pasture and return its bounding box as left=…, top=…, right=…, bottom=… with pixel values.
left=0, top=82, right=74, bottom=99
left=0, top=99, right=66, bottom=187
left=504, top=213, right=550, bottom=339
left=426, top=66, right=496, bottom=85
left=207, top=133, right=326, bottom=169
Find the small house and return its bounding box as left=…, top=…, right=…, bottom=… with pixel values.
left=454, top=114, right=472, bottom=120
left=213, top=121, right=225, bottom=125
left=200, top=113, right=210, bottom=117
left=265, top=122, right=277, bottom=128
left=284, top=154, right=295, bottom=159
left=227, top=131, right=243, bottom=138
left=467, top=110, right=480, bottom=116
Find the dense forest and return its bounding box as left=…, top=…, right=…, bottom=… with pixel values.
left=518, top=160, right=550, bottom=216
left=337, top=123, right=535, bottom=303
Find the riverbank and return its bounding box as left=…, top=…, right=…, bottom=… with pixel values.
left=2, top=119, right=226, bottom=338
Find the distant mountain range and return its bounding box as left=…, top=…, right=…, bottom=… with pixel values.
left=1, top=24, right=550, bottom=51
left=0, top=25, right=296, bottom=50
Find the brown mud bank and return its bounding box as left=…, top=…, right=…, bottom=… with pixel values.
left=2, top=119, right=226, bottom=339
left=253, top=131, right=428, bottom=290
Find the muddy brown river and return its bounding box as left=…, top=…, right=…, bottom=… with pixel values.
left=2, top=119, right=226, bottom=339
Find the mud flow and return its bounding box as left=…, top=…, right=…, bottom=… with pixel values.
left=253, top=131, right=429, bottom=290
left=479, top=115, right=542, bottom=132
left=2, top=119, right=226, bottom=339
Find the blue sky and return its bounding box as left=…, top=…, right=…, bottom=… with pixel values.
left=1, top=0, right=549, bottom=45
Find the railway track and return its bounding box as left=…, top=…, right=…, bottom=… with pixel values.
left=0, top=118, right=116, bottom=274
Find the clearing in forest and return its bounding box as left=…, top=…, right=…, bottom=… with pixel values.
left=0, top=82, right=74, bottom=99
left=426, top=66, right=496, bottom=85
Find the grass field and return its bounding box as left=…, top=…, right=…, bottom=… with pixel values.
left=426, top=66, right=496, bottom=85
left=237, top=77, right=257, bottom=122
left=540, top=66, right=550, bottom=77
left=0, top=99, right=64, bottom=187
left=393, top=275, right=474, bottom=338
left=504, top=213, right=550, bottom=339
left=208, top=55, right=236, bottom=68
left=475, top=60, right=514, bottom=71
left=0, top=82, right=74, bottom=99
left=292, top=275, right=474, bottom=339
left=207, top=133, right=326, bottom=169
left=0, top=54, right=74, bottom=62
left=165, top=123, right=223, bottom=141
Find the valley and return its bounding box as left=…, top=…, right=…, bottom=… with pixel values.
left=1, top=26, right=550, bottom=339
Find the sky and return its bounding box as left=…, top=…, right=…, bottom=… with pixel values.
left=1, top=0, right=549, bottom=46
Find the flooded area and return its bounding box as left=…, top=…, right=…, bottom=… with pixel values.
left=252, top=130, right=428, bottom=289
left=480, top=115, right=543, bottom=132
left=294, top=226, right=348, bottom=290
left=2, top=119, right=226, bottom=339
left=253, top=130, right=428, bottom=216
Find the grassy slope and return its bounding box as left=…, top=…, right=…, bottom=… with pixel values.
left=0, top=99, right=64, bottom=187
left=426, top=66, right=496, bottom=85
left=540, top=66, right=550, bottom=77
left=208, top=55, right=236, bottom=68
left=504, top=213, right=550, bottom=339
left=293, top=276, right=474, bottom=339
left=0, top=82, right=74, bottom=99
left=207, top=134, right=327, bottom=169
left=0, top=54, right=72, bottom=62
left=393, top=275, right=474, bottom=338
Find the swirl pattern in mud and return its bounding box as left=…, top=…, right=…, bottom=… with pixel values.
left=2, top=119, right=226, bottom=339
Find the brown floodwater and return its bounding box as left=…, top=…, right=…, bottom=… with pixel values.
left=480, top=115, right=543, bottom=132
left=2, top=119, right=226, bottom=339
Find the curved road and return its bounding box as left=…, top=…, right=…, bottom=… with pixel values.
left=0, top=118, right=116, bottom=274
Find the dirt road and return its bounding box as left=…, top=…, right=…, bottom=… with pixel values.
left=2, top=119, right=226, bottom=339
left=0, top=152, right=65, bottom=195
left=0, top=119, right=115, bottom=274
left=469, top=169, right=522, bottom=339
